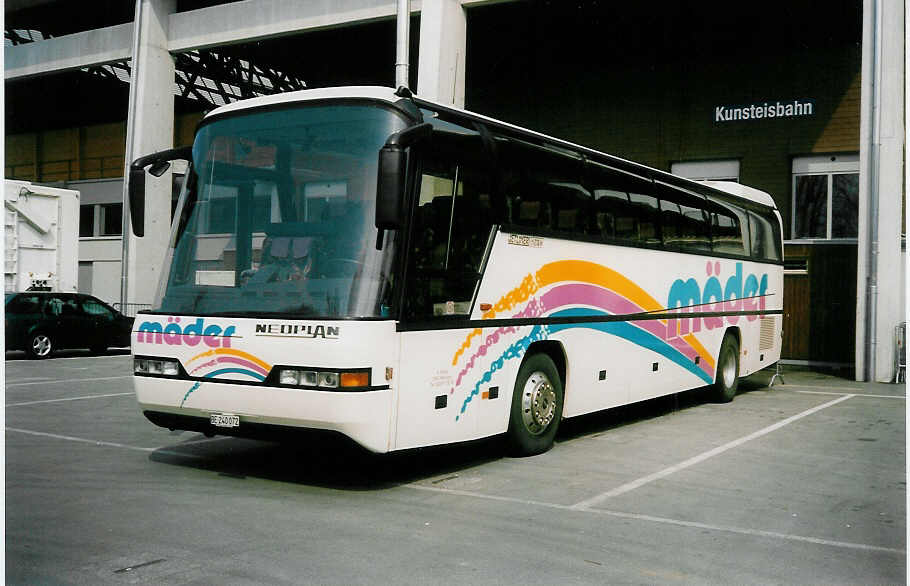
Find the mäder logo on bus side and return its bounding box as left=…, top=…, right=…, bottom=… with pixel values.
left=666, top=262, right=769, bottom=339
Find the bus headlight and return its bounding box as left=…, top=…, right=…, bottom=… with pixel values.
left=279, top=369, right=299, bottom=385
left=300, top=371, right=318, bottom=386
left=279, top=369, right=319, bottom=386
left=276, top=368, right=369, bottom=390
left=135, top=358, right=180, bottom=377
left=317, top=372, right=339, bottom=388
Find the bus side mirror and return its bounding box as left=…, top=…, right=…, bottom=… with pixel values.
left=375, top=122, right=432, bottom=231
left=128, top=146, right=192, bottom=238
left=376, top=145, right=406, bottom=230
left=128, top=167, right=147, bottom=237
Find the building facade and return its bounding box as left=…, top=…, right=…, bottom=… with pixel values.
left=4, top=0, right=905, bottom=380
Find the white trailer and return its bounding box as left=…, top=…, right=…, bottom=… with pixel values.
left=4, top=180, right=79, bottom=293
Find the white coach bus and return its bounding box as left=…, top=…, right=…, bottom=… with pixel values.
left=129, top=86, right=783, bottom=455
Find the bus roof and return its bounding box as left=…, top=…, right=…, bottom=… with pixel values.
left=697, top=181, right=777, bottom=208
left=204, top=86, right=778, bottom=211
left=203, top=86, right=403, bottom=117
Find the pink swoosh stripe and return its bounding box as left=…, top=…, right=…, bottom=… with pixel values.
left=215, top=356, right=269, bottom=376
left=543, top=284, right=712, bottom=377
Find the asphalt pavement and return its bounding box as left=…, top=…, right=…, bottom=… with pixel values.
left=4, top=352, right=906, bottom=585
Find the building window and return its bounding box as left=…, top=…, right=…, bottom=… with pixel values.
left=791, top=154, right=859, bottom=240
left=671, top=159, right=740, bottom=182
left=100, top=203, right=123, bottom=236
left=79, top=202, right=123, bottom=237
left=79, top=205, right=95, bottom=237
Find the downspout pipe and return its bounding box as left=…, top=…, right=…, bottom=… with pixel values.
left=395, top=0, right=410, bottom=89
left=863, top=0, right=882, bottom=380
left=120, top=0, right=144, bottom=308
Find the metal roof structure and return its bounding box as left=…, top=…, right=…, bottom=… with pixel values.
left=5, top=1, right=307, bottom=110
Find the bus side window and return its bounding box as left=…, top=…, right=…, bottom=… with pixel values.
left=414, top=167, right=457, bottom=272
left=404, top=154, right=492, bottom=320
left=683, top=205, right=711, bottom=250
left=660, top=200, right=681, bottom=243
left=591, top=190, right=632, bottom=241
left=586, top=163, right=655, bottom=245
left=550, top=183, right=592, bottom=234
left=657, top=187, right=709, bottom=251
left=500, top=139, right=584, bottom=235
left=516, top=198, right=549, bottom=228
left=707, top=199, right=748, bottom=256
left=629, top=192, right=661, bottom=244
left=748, top=210, right=782, bottom=261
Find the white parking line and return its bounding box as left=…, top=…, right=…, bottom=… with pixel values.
left=793, top=389, right=905, bottom=400
left=6, top=353, right=131, bottom=362
left=6, top=427, right=156, bottom=452
left=7, top=407, right=898, bottom=557
left=570, top=394, right=855, bottom=510
left=405, top=484, right=904, bottom=555
left=782, top=384, right=864, bottom=392
left=5, top=375, right=132, bottom=387
left=5, top=427, right=202, bottom=459
left=7, top=392, right=134, bottom=407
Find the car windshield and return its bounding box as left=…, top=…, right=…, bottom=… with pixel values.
left=156, top=102, right=408, bottom=318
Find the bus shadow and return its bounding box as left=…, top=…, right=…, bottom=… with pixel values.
left=557, top=373, right=770, bottom=442
left=148, top=372, right=773, bottom=490
left=149, top=430, right=506, bottom=491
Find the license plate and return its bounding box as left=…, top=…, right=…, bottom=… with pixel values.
left=210, top=413, right=240, bottom=428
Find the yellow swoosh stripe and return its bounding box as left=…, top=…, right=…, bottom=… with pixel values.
left=683, top=333, right=715, bottom=369
left=451, top=260, right=666, bottom=366
left=187, top=347, right=271, bottom=371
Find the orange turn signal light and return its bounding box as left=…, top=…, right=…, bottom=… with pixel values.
left=340, top=372, right=369, bottom=387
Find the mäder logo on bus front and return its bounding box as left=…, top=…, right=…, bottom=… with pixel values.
left=136, top=317, right=237, bottom=348
left=666, top=262, right=769, bottom=339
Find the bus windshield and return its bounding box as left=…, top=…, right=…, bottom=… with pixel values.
left=157, top=103, right=408, bottom=318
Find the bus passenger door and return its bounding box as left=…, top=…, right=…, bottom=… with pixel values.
left=395, top=148, right=497, bottom=449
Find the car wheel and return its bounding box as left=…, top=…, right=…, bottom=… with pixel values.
left=27, top=332, right=53, bottom=359
left=506, top=353, right=564, bottom=456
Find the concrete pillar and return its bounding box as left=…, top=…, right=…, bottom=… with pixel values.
left=121, top=0, right=176, bottom=308
left=855, top=0, right=905, bottom=382
left=417, top=0, right=466, bottom=107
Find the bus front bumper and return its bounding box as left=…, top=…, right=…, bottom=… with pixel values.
left=135, top=377, right=393, bottom=453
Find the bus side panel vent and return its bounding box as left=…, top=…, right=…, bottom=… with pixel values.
left=435, top=395, right=447, bottom=409
left=759, top=317, right=776, bottom=351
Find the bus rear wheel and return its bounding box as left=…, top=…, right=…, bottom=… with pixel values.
left=507, top=353, right=564, bottom=456
left=711, top=334, right=740, bottom=403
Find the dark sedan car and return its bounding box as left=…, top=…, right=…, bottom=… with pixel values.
left=5, top=292, right=134, bottom=358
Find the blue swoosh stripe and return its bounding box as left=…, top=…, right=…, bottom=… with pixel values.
left=548, top=308, right=713, bottom=384
left=204, top=368, right=266, bottom=381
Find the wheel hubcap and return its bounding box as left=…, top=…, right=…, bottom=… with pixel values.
left=32, top=335, right=51, bottom=356
left=721, top=348, right=736, bottom=387
left=521, top=370, right=557, bottom=436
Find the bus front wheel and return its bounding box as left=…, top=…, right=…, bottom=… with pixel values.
left=507, top=353, right=564, bottom=456
left=711, top=334, right=740, bottom=403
